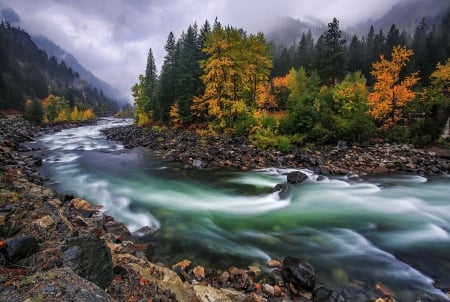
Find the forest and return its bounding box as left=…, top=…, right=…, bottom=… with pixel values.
left=0, top=21, right=119, bottom=122
left=133, top=13, right=450, bottom=150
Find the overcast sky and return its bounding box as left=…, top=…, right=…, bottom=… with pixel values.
left=2, top=0, right=405, bottom=102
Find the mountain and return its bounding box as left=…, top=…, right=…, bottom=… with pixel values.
left=31, top=35, right=127, bottom=105
left=0, top=22, right=119, bottom=115
left=264, top=16, right=326, bottom=46
left=348, top=0, right=450, bottom=35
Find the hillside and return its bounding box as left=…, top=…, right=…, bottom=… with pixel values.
left=0, top=22, right=118, bottom=115
left=348, top=0, right=450, bottom=35
left=32, top=35, right=127, bottom=105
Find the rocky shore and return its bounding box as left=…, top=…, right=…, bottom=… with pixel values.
left=1, top=116, right=449, bottom=302
left=102, top=124, right=450, bottom=176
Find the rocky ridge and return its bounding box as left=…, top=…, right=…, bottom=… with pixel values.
left=1, top=115, right=449, bottom=302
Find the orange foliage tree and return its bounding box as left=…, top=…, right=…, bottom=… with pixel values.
left=368, top=45, right=419, bottom=130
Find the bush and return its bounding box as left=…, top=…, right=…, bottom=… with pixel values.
left=276, top=135, right=293, bottom=152
left=233, top=112, right=258, bottom=136
left=385, top=125, right=410, bottom=143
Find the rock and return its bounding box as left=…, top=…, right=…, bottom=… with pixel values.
left=70, top=198, right=91, bottom=210
left=193, top=285, right=247, bottom=302
left=5, top=235, right=39, bottom=262
left=63, top=234, right=113, bottom=289
left=286, top=171, right=309, bottom=184
left=263, top=283, right=275, bottom=297
left=193, top=265, right=205, bottom=280
left=172, top=259, right=192, bottom=270
left=281, top=256, right=316, bottom=292
left=131, top=225, right=155, bottom=243
left=248, top=265, right=262, bottom=276
left=267, top=259, right=281, bottom=267
left=229, top=266, right=245, bottom=276
left=313, top=287, right=347, bottom=302
left=35, top=215, right=55, bottom=229
left=103, top=220, right=133, bottom=242
left=192, top=159, right=206, bottom=169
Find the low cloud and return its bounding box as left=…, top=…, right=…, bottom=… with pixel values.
left=2, top=0, right=402, bottom=101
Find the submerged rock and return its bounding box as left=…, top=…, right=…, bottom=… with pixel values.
left=313, top=287, right=347, bottom=302
left=281, top=256, right=316, bottom=292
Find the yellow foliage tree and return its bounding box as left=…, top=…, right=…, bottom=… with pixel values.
left=82, top=109, right=96, bottom=120
left=169, top=102, right=180, bottom=124
left=55, top=111, right=68, bottom=122
left=70, top=106, right=82, bottom=121
left=430, top=58, right=450, bottom=99
left=368, top=45, right=419, bottom=130
left=192, top=25, right=272, bottom=130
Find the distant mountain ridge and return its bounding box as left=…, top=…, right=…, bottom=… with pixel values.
left=31, top=35, right=127, bottom=104
left=0, top=23, right=119, bottom=114
left=348, top=0, right=450, bottom=35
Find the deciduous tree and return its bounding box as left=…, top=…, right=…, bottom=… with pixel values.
left=368, top=45, right=419, bottom=130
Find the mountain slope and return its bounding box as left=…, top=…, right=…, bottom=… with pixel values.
left=348, top=0, right=450, bottom=35
left=0, top=22, right=118, bottom=114
left=31, top=35, right=126, bottom=104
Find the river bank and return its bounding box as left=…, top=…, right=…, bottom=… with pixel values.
left=1, top=116, right=449, bottom=302
left=102, top=124, right=450, bottom=176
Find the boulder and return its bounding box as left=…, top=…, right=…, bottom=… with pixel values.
left=63, top=234, right=113, bottom=289
left=281, top=256, right=316, bottom=291
left=5, top=235, right=39, bottom=262
left=286, top=171, right=309, bottom=184
left=313, top=287, right=347, bottom=302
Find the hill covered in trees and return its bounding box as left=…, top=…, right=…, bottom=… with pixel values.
left=0, top=22, right=119, bottom=116
left=133, top=11, right=449, bottom=149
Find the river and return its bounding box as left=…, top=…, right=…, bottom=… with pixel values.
left=30, top=118, right=450, bottom=301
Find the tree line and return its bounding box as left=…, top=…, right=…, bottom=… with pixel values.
left=133, top=14, right=450, bottom=149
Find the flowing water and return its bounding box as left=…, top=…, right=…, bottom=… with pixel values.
left=31, top=118, right=450, bottom=301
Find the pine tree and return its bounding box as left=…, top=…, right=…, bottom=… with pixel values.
left=144, top=48, right=158, bottom=100
left=157, top=32, right=178, bottom=122
left=295, top=30, right=315, bottom=72
left=316, top=18, right=347, bottom=85
left=174, top=25, right=200, bottom=124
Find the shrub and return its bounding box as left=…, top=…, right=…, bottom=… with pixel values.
left=276, top=135, right=293, bottom=152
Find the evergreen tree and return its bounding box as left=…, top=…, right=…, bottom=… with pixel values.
left=295, top=30, right=315, bottom=72
left=316, top=18, right=347, bottom=85
left=144, top=48, right=158, bottom=98
left=176, top=24, right=200, bottom=124
left=347, top=35, right=364, bottom=73
left=24, top=98, right=44, bottom=124
left=157, top=32, right=178, bottom=122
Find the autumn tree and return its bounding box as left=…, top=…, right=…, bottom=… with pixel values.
left=192, top=24, right=272, bottom=131
left=132, top=75, right=150, bottom=126
left=368, top=45, right=420, bottom=131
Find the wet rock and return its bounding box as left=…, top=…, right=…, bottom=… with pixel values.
left=63, top=234, right=113, bottom=289
left=5, top=235, right=39, bottom=262
left=313, top=287, right=347, bottom=302
left=192, top=159, right=207, bottom=169
left=132, top=225, right=156, bottom=243
left=281, top=256, right=316, bottom=292
left=103, top=220, right=133, bottom=242
left=286, top=171, right=309, bottom=184
left=267, top=259, right=281, bottom=267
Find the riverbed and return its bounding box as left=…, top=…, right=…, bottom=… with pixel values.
left=30, top=118, right=450, bottom=301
